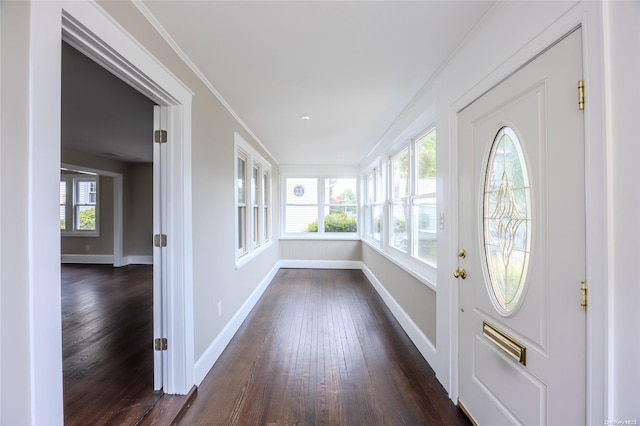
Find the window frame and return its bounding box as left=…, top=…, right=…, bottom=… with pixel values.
left=281, top=172, right=359, bottom=239
left=361, top=126, right=437, bottom=288
left=235, top=133, right=272, bottom=267
left=362, top=163, right=385, bottom=245
left=60, top=172, right=100, bottom=237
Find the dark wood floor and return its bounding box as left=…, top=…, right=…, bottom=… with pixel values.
left=178, top=268, right=469, bottom=426
left=62, top=264, right=162, bottom=425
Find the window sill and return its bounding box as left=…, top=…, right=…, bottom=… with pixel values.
left=361, top=238, right=437, bottom=292
left=235, top=240, right=273, bottom=269
left=279, top=233, right=360, bottom=241
left=61, top=232, right=100, bottom=238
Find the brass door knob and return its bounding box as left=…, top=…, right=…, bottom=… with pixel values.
left=458, top=249, right=467, bottom=259
left=453, top=268, right=467, bottom=279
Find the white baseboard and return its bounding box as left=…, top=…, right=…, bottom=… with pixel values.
left=360, top=263, right=437, bottom=367
left=61, top=254, right=153, bottom=266
left=194, top=262, right=281, bottom=385
left=121, top=255, right=153, bottom=265
left=279, top=259, right=362, bottom=269
left=61, top=254, right=114, bottom=264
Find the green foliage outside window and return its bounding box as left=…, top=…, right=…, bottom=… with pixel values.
left=304, top=213, right=357, bottom=233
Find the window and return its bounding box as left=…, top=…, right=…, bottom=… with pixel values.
left=235, top=133, right=272, bottom=266
left=388, top=128, right=437, bottom=266
left=412, top=130, right=437, bottom=265
left=363, top=166, right=383, bottom=241
left=237, top=155, right=247, bottom=256
left=284, top=177, right=357, bottom=235
left=60, top=172, right=99, bottom=236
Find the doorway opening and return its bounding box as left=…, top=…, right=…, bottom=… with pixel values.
left=60, top=40, right=158, bottom=423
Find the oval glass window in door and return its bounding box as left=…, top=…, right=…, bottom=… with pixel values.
left=483, top=127, right=532, bottom=313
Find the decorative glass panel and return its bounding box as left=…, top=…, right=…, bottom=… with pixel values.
left=483, top=127, right=531, bottom=313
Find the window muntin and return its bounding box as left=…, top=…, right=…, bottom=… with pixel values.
left=283, top=176, right=358, bottom=235
left=60, top=173, right=99, bottom=236
left=252, top=164, right=260, bottom=247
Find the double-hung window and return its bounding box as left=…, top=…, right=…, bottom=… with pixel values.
left=60, top=172, right=99, bottom=236
left=283, top=176, right=357, bottom=235
left=363, top=166, right=384, bottom=242
left=388, top=128, right=437, bottom=266
left=235, top=133, right=272, bottom=265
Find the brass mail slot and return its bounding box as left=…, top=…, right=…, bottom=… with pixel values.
left=482, top=321, right=526, bottom=365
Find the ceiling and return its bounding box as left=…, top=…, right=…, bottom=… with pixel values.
left=62, top=41, right=155, bottom=163
left=62, top=1, right=495, bottom=166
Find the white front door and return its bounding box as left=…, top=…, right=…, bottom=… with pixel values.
left=457, top=29, right=586, bottom=425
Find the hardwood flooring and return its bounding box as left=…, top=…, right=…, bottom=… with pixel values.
left=178, top=269, right=469, bottom=426
left=62, top=264, right=162, bottom=425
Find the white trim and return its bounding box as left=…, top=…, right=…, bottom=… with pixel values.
left=28, top=2, right=195, bottom=421
left=123, top=255, right=153, bottom=265
left=61, top=254, right=114, bottom=264
left=360, top=263, right=437, bottom=367
left=61, top=4, right=195, bottom=395
left=279, top=259, right=361, bottom=270
left=194, top=262, right=280, bottom=385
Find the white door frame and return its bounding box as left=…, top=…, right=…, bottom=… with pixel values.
left=29, top=1, right=194, bottom=423
left=445, top=3, right=608, bottom=425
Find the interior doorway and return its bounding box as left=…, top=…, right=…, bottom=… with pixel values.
left=60, top=40, right=158, bottom=423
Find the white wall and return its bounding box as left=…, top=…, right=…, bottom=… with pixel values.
left=604, top=1, right=640, bottom=421
left=0, top=2, right=33, bottom=423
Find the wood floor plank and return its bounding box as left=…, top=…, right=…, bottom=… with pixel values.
left=178, top=268, right=470, bottom=426
left=62, top=264, right=163, bottom=425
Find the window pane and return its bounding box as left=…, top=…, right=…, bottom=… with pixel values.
left=366, top=173, right=374, bottom=204
left=76, top=206, right=96, bottom=230
left=324, top=178, right=357, bottom=233
left=392, top=148, right=409, bottom=199
left=412, top=197, right=437, bottom=265
left=285, top=206, right=318, bottom=233
left=77, top=180, right=97, bottom=205
left=253, top=206, right=259, bottom=245
left=252, top=166, right=259, bottom=205
left=286, top=178, right=317, bottom=205
left=322, top=205, right=357, bottom=233
left=391, top=201, right=407, bottom=252
left=238, top=206, right=246, bottom=254
left=416, top=130, right=436, bottom=195
left=373, top=205, right=382, bottom=240
left=237, top=157, right=246, bottom=204
left=60, top=181, right=67, bottom=230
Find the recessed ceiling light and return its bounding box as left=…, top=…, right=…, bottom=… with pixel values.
left=300, top=115, right=311, bottom=120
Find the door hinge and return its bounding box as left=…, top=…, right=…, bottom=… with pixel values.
left=154, top=234, right=167, bottom=247
left=154, top=338, right=168, bottom=351
left=154, top=129, right=167, bottom=143
left=578, top=80, right=585, bottom=110
left=580, top=281, right=587, bottom=311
